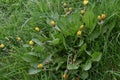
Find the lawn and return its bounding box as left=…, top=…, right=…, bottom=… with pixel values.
left=0, top=0, right=120, bottom=80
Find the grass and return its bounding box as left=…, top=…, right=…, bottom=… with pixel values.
left=0, top=0, right=120, bottom=80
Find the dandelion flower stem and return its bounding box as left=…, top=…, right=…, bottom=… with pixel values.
left=100, top=25, right=102, bottom=33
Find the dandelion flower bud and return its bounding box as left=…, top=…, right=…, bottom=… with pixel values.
left=35, top=27, right=40, bottom=32
left=63, top=2, right=67, bottom=8
left=0, top=44, right=5, bottom=48
left=80, top=25, right=84, bottom=30
left=68, top=7, right=72, bottom=12
left=50, top=20, right=56, bottom=27
left=29, top=40, right=34, bottom=46
left=101, top=14, right=106, bottom=20
left=98, top=15, right=102, bottom=21
left=81, top=10, right=85, bottom=15
left=17, top=37, right=21, bottom=41
left=63, top=74, right=68, bottom=80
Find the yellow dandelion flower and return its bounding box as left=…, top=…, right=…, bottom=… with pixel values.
left=77, top=30, right=82, bottom=36
left=0, top=44, right=5, bottom=48
left=83, top=0, right=88, bottom=5
left=37, top=64, right=43, bottom=68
